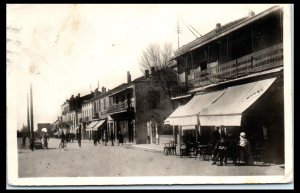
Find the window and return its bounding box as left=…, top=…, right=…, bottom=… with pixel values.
left=160, top=124, right=173, bottom=135
left=263, top=126, right=268, bottom=140
left=147, top=90, right=160, bottom=109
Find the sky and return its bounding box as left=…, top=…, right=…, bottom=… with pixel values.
left=6, top=4, right=279, bottom=131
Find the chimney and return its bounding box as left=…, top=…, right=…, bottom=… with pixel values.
left=248, top=10, right=255, bottom=17
left=145, top=69, right=149, bottom=78
left=102, top=86, right=106, bottom=93
left=127, top=71, right=131, bottom=83
left=150, top=67, right=155, bottom=74
left=216, top=23, right=221, bottom=29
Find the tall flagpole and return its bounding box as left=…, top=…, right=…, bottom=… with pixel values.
left=27, top=93, right=31, bottom=148
left=30, top=84, right=34, bottom=151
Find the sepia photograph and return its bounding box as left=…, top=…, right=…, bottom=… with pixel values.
left=6, top=4, right=293, bottom=187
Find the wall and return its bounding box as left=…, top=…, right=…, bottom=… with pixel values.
left=134, top=79, right=173, bottom=144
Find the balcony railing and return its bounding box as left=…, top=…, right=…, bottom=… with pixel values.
left=107, top=99, right=135, bottom=114
left=100, top=111, right=107, bottom=116
left=82, top=117, right=89, bottom=122
left=189, top=43, right=283, bottom=88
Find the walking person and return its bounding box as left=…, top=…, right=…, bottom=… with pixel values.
left=22, top=134, right=27, bottom=148
left=60, top=131, right=66, bottom=149
left=97, top=130, right=101, bottom=144
left=77, top=131, right=81, bottom=148
left=43, top=133, right=49, bottom=150
left=93, top=131, right=98, bottom=146
left=118, top=131, right=124, bottom=145
left=103, top=130, right=107, bottom=146
left=227, top=133, right=238, bottom=165
left=210, top=127, right=221, bottom=165
left=238, top=132, right=254, bottom=166
left=110, top=130, right=115, bottom=146
left=215, top=133, right=229, bottom=166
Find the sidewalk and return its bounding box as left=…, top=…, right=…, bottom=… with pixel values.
left=125, top=143, right=165, bottom=153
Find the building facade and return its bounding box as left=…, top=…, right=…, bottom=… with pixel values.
left=165, top=6, right=284, bottom=164
left=106, top=71, right=174, bottom=144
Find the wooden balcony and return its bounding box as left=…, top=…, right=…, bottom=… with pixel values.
left=107, top=99, right=135, bottom=114
left=189, top=43, right=283, bottom=87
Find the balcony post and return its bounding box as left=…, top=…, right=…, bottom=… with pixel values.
left=236, top=59, right=238, bottom=77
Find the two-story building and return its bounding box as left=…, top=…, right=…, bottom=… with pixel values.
left=60, top=100, right=70, bottom=134
left=165, top=6, right=284, bottom=164
left=107, top=71, right=174, bottom=144
left=83, top=87, right=110, bottom=141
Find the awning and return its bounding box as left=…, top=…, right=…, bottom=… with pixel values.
left=166, top=90, right=226, bottom=126
left=181, top=125, right=196, bottom=131
left=163, top=118, right=170, bottom=124
left=199, top=78, right=276, bottom=126
left=86, top=121, right=99, bottom=131
left=93, top=119, right=106, bottom=129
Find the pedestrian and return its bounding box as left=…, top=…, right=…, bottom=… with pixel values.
left=210, top=127, right=221, bottom=165
left=77, top=131, right=81, bottom=148
left=215, top=133, right=229, bottom=166
left=119, top=132, right=124, bottom=145
left=93, top=131, right=98, bottom=146
left=238, top=132, right=254, bottom=166
left=22, top=134, right=27, bottom=148
left=110, top=130, right=114, bottom=146
left=103, top=130, right=107, bottom=146
left=227, top=133, right=238, bottom=165
left=60, top=131, right=66, bottom=149
left=97, top=130, right=101, bottom=144
left=43, top=133, right=48, bottom=150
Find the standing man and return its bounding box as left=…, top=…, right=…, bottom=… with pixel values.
left=93, top=131, right=98, bottom=146
left=103, top=130, right=107, bottom=146
left=110, top=130, right=114, bottom=146
left=22, top=133, right=27, bottom=148
left=210, top=127, right=221, bottom=165
left=61, top=131, right=66, bottom=148
left=43, top=133, right=49, bottom=150
left=77, top=127, right=82, bottom=148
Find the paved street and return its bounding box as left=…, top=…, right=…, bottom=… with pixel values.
left=18, top=138, right=284, bottom=178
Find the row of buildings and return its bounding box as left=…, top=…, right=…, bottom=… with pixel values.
left=52, top=6, right=285, bottom=164
left=53, top=69, right=174, bottom=144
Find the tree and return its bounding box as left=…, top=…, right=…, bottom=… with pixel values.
left=139, top=43, right=178, bottom=97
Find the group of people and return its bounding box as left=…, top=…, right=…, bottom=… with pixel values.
left=210, top=128, right=253, bottom=166
left=93, top=130, right=124, bottom=146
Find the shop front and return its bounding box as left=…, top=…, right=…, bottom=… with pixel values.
left=165, top=76, right=284, bottom=164
left=109, top=111, right=135, bottom=144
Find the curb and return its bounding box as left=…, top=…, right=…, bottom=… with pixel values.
left=124, top=144, right=163, bottom=153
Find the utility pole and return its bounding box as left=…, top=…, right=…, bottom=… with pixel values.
left=177, top=15, right=181, bottom=49
left=30, top=84, right=34, bottom=151
left=27, top=93, right=31, bottom=147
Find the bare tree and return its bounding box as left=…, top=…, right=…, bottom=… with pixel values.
left=139, top=43, right=173, bottom=71
left=139, top=43, right=178, bottom=97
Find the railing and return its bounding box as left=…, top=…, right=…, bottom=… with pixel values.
left=100, top=111, right=107, bottom=116
left=82, top=117, right=89, bottom=122
left=107, top=99, right=135, bottom=114
left=189, top=43, right=283, bottom=87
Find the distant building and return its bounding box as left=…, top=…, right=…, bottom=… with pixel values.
left=37, top=123, right=51, bottom=135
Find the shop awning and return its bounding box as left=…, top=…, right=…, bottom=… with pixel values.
left=181, top=125, right=196, bottom=131
left=86, top=121, right=99, bottom=131
left=93, top=119, right=106, bottom=129
left=163, top=118, right=170, bottom=124
left=166, top=90, right=226, bottom=126
left=199, top=78, right=276, bottom=126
